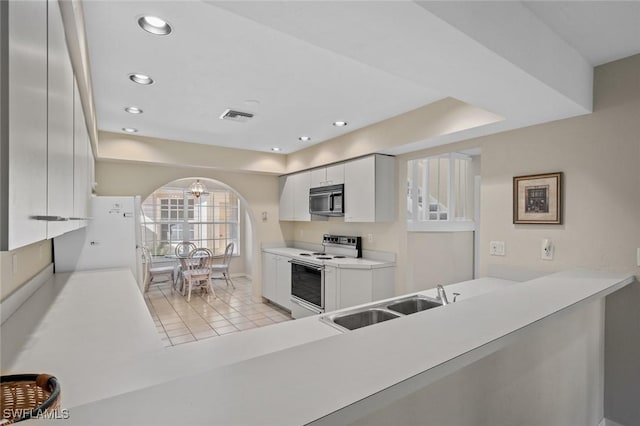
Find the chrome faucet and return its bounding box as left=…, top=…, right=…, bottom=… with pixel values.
left=437, top=285, right=460, bottom=305
left=436, top=285, right=449, bottom=305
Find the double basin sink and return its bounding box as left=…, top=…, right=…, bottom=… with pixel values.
left=320, top=295, right=443, bottom=332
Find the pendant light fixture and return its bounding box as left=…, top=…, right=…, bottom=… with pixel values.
left=189, top=179, right=207, bottom=199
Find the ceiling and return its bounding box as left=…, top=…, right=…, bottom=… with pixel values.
left=82, top=1, right=640, bottom=155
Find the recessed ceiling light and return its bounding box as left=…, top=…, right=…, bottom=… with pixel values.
left=129, top=73, right=154, bottom=85
left=333, top=121, right=348, bottom=127
left=271, top=147, right=281, bottom=152
left=138, top=16, right=172, bottom=35
left=298, top=136, right=311, bottom=142
left=122, top=127, right=138, bottom=133
left=124, top=106, right=143, bottom=114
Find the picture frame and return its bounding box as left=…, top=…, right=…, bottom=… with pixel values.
left=513, top=172, right=562, bottom=224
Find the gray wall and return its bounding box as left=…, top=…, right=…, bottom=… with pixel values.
left=350, top=300, right=605, bottom=426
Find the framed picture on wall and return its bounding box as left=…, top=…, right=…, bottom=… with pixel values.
left=513, top=172, right=562, bottom=224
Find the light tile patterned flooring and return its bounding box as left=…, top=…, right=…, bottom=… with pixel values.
left=144, top=276, right=291, bottom=347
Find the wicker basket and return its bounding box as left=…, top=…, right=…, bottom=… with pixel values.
left=0, top=374, right=61, bottom=424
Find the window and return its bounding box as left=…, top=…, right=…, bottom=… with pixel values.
left=141, top=185, right=240, bottom=256
left=407, top=153, right=475, bottom=232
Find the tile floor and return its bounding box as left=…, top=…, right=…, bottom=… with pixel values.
left=144, top=276, right=292, bottom=347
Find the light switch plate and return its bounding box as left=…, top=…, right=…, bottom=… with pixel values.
left=489, top=241, right=505, bottom=256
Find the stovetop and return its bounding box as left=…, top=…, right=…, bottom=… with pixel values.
left=291, top=234, right=363, bottom=265
left=298, top=253, right=349, bottom=261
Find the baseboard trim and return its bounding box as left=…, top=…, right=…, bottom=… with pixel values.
left=1, top=263, right=54, bottom=324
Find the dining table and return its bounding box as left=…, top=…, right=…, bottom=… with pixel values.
left=164, top=253, right=222, bottom=293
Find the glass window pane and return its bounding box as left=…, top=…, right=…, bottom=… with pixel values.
left=142, top=184, right=241, bottom=255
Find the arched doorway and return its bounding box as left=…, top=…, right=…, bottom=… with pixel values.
left=140, top=177, right=257, bottom=280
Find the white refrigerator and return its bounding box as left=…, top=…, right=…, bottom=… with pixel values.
left=54, top=196, right=143, bottom=290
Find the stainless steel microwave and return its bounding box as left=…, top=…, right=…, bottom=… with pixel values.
left=309, top=184, right=344, bottom=216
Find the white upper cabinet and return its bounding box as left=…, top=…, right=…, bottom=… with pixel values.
left=325, top=164, right=345, bottom=186
left=310, top=164, right=344, bottom=187
left=278, top=176, right=294, bottom=221
left=7, top=0, right=48, bottom=249
left=46, top=0, right=75, bottom=239
left=3, top=0, right=94, bottom=249
left=73, top=80, right=90, bottom=229
left=292, top=172, right=311, bottom=221
left=279, top=172, right=311, bottom=221
left=344, top=154, right=395, bottom=223
left=279, top=155, right=394, bottom=223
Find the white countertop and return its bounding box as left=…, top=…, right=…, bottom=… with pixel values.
left=1, top=268, right=340, bottom=409
left=263, top=246, right=395, bottom=269
left=39, top=269, right=633, bottom=425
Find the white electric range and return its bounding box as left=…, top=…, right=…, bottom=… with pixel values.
left=289, top=234, right=362, bottom=318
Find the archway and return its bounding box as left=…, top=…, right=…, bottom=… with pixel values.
left=140, top=177, right=258, bottom=281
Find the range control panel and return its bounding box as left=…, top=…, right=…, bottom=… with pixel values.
left=322, top=234, right=362, bottom=258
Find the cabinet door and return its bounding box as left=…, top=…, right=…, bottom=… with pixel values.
left=262, top=252, right=277, bottom=301
left=324, top=266, right=338, bottom=312
left=73, top=80, right=89, bottom=229
left=292, top=172, right=311, bottom=221
left=279, top=176, right=294, bottom=221
left=47, top=0, right=75, bottom=239
left=325, top=164, right=344, bottom=185
left=276, top=256, right=292, bottom=310
left=8, top=0, right=48, bottom=249
left=310, top=168, right=326, bottom=187
left=338, top=269, right=373, bottom=309
left=344, top=156, right=375, bottom=222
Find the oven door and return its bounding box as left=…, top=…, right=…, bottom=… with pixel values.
left=289, top=260, right=324, bottom=313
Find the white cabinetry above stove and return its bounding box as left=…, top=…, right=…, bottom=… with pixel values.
left=310, top=163, right=344, bottom=187
left=278, top=154, right=395, bottom=223
left=279, top=171, right=311, bottom=222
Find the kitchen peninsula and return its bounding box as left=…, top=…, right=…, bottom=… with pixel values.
left=2, top=268, right=632, bottom=425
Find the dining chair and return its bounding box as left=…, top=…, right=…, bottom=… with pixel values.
left=210, top=242, right=236, bottom=289
left=182, top=248, right=215, bottom=302
left=141, top=246, right=175, bottom=293
left=175, top=241, right=197, bottom=258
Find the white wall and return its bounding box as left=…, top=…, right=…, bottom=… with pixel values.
left=95, top=161, right=294, bottom=300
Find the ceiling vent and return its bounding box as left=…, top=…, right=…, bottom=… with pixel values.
left=220, top=109, right=254, bottom=123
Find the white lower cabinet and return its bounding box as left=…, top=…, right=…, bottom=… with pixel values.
left=324, top=266, right=338, bottom=312
left=324, top=266, right=396, bottom=312
left=262, top=252, right=293, bottom=311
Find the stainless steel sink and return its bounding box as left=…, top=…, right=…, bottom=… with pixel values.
left=331, top=308, right=401, bottom=331
left=319, top=294, right=445, bottom=332
left=386, top=296, right=442, bottom=315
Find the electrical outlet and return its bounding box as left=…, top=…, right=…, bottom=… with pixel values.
left=299, top=229, right=304, bottom=237
left=541, top=239, right=553, bottom=260
left=367, top=233, right=373, bottom=243
left=636, top=248, right=640, bottom=267
left=12, top=254, right=18, bottom=274
left=489, top=241, right=505, bottom=256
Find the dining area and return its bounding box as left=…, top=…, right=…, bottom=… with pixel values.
left=142, top=241, right=236, bottom=302
left=141, top=242, right=291, bottom=347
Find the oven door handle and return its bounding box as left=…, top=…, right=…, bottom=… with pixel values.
left=288, top=260, right=325, bottom=271
left=290, top=297, right=324, bottom=315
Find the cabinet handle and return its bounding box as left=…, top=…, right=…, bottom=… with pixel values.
left=31, top=215, right=68, bottom=221
left=31, top=215, right=92, bottom=221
